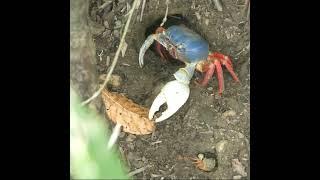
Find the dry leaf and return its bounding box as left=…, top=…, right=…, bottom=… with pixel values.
left=102, top=89, right=155, bottom=135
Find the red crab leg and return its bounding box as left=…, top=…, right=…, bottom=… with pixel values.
left=214, top=60, right=224, bottom=95
left=154, top=27, right=170, bottom=61
left=221, top=57, right=240, bottom=82
left=155, top=42, right=167, bottom=61
left=211, top=52, right=240, bottom=82
left=198, top=63, right=215, bottom=86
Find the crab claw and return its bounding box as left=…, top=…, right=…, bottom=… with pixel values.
left=139, top=34, right=155, bottom=68
left=139, top=32, right=171, bottom=68
left=149, top=80, right=190, bottom=122
left=148, top=63, right=196, bottom=122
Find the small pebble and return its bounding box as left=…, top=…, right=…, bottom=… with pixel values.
left=127, top=143, right=135, bottom=150
left=113, top=29, right=120, bottom=38
left=110, top=75, right=122, bottom=87
left=232, top=158, right=247, bottom=177
left=205, top=19, right=209, bottom=26
left=126, top=134, right=136, bottom=142
left=215, top=140, right=228, bottom=153
left=222, top=110, right=236, bottom=118
left=106, top=56, right=110, bottom=66
left=103, top=20, right=110, bottom=28
left=102, top=29, right=111, bottom=37
left=224, top=18, right=233, bottom=24
left=195, top=12, right=201, bottom=20
left=99, top=74, right=122, bottom=88
left=142, top=156, right=147, bottom=162
left=233, top=175, right=242, bottom=179
left=119, top=132, right=126, bottom=138
left=114, top=20, right=122, bottom=28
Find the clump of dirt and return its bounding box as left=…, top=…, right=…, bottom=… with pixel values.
left=90, top=0, right=249, bottom=179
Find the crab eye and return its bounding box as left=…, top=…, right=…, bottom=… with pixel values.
left=176, top=44, right=184, bottom=51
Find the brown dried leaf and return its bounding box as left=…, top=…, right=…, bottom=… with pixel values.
left=101, top=89, right=155, bottom=135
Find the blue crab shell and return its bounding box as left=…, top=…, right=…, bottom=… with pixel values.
left=165, top=25, right=209, bottom=63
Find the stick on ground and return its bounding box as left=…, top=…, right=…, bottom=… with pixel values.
left=160, top=0, right=169, bottom=27
left=81, top=0, right=140, bottom=106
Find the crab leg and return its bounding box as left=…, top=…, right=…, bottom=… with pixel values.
left=156, top=42, right=166, bottom=60
left=211, top=52, right=239, bottom=82
left=214, top=60, right=224, bottom=95
left=222, top=58, right=240, bottom=82
left=198, top=63, right=215, bottom=86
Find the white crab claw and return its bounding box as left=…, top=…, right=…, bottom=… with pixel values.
left=139, top=34, right=155, bottom=68
left=149, top=80, right=190, bottom=122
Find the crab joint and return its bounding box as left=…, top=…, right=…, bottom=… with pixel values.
left=173, top=63, right=197, bottom=84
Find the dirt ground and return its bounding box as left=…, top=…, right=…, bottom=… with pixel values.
left=89, top=0, right=250, bottom=179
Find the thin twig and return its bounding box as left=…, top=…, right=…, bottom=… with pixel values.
left=160, top=0, right=169, bottom=27
left=242, top=0, right=250, bottom=18
left=127, top=165, right=151, bottom=177
left=213, top=0, right=223, bottom=12
left=98, top=0, right=112, bottom=10
left=139, top=0, right=146, bottom=22
left=235, top=43, right=250, bottom=56
left=98, top=50, right=104, bottom=61
left=246, top=1, right=250, bottom=21
left=107, top=123, right=122, bottom=150
left=150, top=140, right=162, bottom=145
left=81, top=0, right=139, bottom=106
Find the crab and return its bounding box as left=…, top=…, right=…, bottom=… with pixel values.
left=191, top=152, right=217, bottom=172
left=139, top=25, right=239, bottom=122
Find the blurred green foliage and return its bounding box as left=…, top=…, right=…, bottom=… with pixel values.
left=70, top=88, right=129, bottom=179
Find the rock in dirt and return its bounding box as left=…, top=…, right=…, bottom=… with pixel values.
left=232, top=158, right=247, bottom=177
left=114, top=20, right=122, bottom=29
left=195, top=12, right=201, bottom=20
left=119, top=131, right=126, bottom=138
left=102, top=29, right=112, bottom=37
left=222, top=110, right=236, bottom=118
left=103, top=20, right=110, bottom=28
left=142, top=156, right=147, bottom=163
left=227, top=98, right=242, bottom=113
left=126, top=134, right=137, bottom=142
left=215, top=140, right=228, bottom=153
left=205, top=19, right=209, bottom=26
left=233, top=175, right=242, bottom=179
left=89, top=21, right=105, bottom=35
left=113, top=29, right=120, bottom=38
left=99, top=74, right=122, bottom=87
left=127, top=143, right=135, bottom=150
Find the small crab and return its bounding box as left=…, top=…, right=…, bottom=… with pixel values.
left=139, top=25, right=239, bottom=122
left=191, top=152, right=218, bottom=172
